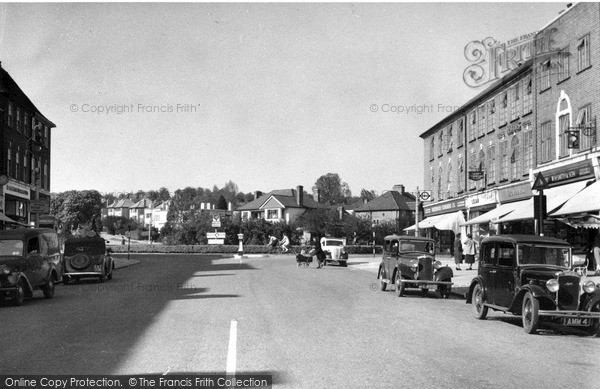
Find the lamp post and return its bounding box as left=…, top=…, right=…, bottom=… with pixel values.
left=237, top=233, right=244, bottom=258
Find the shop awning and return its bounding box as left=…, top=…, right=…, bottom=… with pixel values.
left=404, top=211, right=465, bottom=233
left=554, top=214, right=600, bottom=229
left=0, top=212, right=24, bottom=225
left=550, top=180, right=600, bottom=216
left=461, top=201, right=525, bottom=226
left=495, top=180, right=588, bottom=223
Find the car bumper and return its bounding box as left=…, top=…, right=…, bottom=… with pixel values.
left=538, top=310, right=600, bottom=319
left=63, top=271, right=103, bottom=278
left=398, top=280, right=453, bottom=287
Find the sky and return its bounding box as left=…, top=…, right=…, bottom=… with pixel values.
left=0, top=2, right=568, bottom=198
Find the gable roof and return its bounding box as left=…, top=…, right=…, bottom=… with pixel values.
left=108, top=199, right=135, bottom=209
left=355, top=190, right=416, bottom=213
left=130, top=198, right=153, bottom=209
left=237, top=189, right=327, bottom=211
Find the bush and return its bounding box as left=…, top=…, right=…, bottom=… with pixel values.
left=108, top=244, right=383, bottom=254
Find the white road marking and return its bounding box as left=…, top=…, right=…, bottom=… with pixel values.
left=226, top=320, right=238, bottom=375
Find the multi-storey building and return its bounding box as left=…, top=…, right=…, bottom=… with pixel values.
left=0, top=63, right=54, bottom=227
left=419, top=2, right=600, bottom=254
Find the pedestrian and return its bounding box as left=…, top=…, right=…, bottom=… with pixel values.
left=279, top=234, right=290, bottom=253
left=313, top=235, right=326, bottom=269
left=453, top=232, right=463, bottom=271
left=463, top=233, right=476, bottom=270
left=267, top=235, right=278, bottom=248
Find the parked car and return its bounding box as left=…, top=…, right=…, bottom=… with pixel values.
left=63, top=235, right=114, bottom=283
left=0, top=228, right=63, bottom=306
left=320, top=237, right=348, bottom=267
left=466, top=235, right=600, bottom=335
left=377, top=235, right=453, bottom=298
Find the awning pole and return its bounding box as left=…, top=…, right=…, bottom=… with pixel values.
left=415, top=186, right=420, bottom=237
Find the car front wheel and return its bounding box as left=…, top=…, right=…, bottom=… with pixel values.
left=471, top=283, right=488, bottom=320
left=14, top=281, right=25, bottom=306
left=42, top=280, right=55, bottom=299
left=522, top=292, right=540, bottom=334
left=377, top=268, right=386, bottom=291
left=588, top=300, right=600, bottom=337
left=395, top=273, right=405, bottom=297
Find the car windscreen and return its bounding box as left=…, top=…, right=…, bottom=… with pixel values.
left=0, top=239, right=24, bottom=256
left=64, top=240, right=106, bottom=256
left=399, top=240, right=431, bottom=253
left=324, top=240, right=343, bottom=246
left=517, top=244, right=570, bottom=267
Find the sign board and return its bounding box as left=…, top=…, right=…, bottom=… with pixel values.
left=207, top=232, right=226, bottom=239
left=29, top=199, right=50, bottom=214
left=211, top=214, right=221, bottom=228
left=4, top=181, right=31, bottom=199
left=208, top=238, right=224, bottom=245
left=531, top=172, right=549, bottom=191
left=468, top=170, right=485, bottom=181
left=418, top=191, right=433, bottom=202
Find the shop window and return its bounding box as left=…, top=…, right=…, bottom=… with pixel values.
left=577, top=34, right=591, bottom=72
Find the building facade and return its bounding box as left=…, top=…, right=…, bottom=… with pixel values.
left=0, top=63, right=54, bottom=227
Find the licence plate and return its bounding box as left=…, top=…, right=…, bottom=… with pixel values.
left=424, top=285, right=437, bottom=291
left=561, top=317, right=590, bottom=326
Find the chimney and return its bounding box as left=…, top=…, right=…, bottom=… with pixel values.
left=254, top=191, right=263, bottom=200
left=393, top=184, right=405, bottom=195
left=296, top=185, right=304, bottom=207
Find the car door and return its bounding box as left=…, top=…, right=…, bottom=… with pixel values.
left=492, top=243, right=517, bottom=308
left=478, top=242, right=497, bottom=304
left=25, top=237, right=43, bottom=286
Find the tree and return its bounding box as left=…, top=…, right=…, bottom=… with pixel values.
left=312, top=173, right=351, bottom=204
left=51, top=190, right=103, bottom=232
left=360, top=189, right=377, bottom=202
left=216, top=195, right=228, bottom=210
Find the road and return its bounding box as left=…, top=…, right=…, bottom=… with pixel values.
left=1, top=254, right=599, bottom=388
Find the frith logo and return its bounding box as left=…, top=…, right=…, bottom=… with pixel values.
left=463, top=28, right=563, bottom=88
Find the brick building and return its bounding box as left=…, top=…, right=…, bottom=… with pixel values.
left=0, top=63, right=54, bottom=227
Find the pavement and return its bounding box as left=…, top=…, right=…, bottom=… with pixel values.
left=112, top=255, right=141, bottom=269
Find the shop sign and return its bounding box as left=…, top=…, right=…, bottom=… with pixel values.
left=498, top=182, right=533, bottom=203
left=540, top=160, right=594, bottom=187
left=466, top=190, right=497, bottom=209
left=424, top=198, right=466, bottom=216
left=4, top=181, right=30, bottom=199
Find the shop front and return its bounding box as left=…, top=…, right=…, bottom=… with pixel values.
left=3, top=180, right=31, bottom=227
left=465, top=190, right=498, bottom=243
left=410, top=197, right=467, bottom=254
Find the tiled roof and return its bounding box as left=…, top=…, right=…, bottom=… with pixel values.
left=130, top=198, right=153, bottom=209
left=237, top=189, right=327, bottom=211
left=355, top=190, right=416, bottom=212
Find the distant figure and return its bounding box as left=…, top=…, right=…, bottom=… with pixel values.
left=454, top=233, right=463, bottom=271
left=267, top=235, right=278, bottom=248
left=313, top=235, right=326, bottom=269
left=463, top=233, right=476, bottom=270
left=280, top=234, right=290, bottom=253
left=592, top=230, right=600, bottom=275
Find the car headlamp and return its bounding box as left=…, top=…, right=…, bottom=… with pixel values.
left=583, top=280, right=596, bottom=294
left=546, top=279, right=559, bottom=293
left=409, top=260, right=419, bottom=269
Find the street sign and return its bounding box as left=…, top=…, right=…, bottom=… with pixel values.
left=211, top=214, right=221, bottom=228
left=29, top=199, right=50, bottom=214
left=419, top=191, right=433, bottom=202
left=207, top=232, right=226, bottom=239
left=208, top=238, right=224, bottom=245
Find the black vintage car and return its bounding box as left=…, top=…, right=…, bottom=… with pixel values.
left=0, top=228, right=63, bottom=306
left=378, top=235, right=453, bottom=298
left=63, top=235, right=114, bottom=283
left=467, top=235, right=600, bottom=335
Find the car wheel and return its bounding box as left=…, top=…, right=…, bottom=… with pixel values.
left=395, top=273, right=405, bottom=297
left=377, top=268, right=387, bottom=291
left=471, top=283, right=488, bottom=320
left=63, top=275, right=71, bottom=285
left=107, top=263, right=113, bottom=280
left=522, top=292, right=540, bottom=334
left=421, top=288, right=429, bottom=296
left=588, top=300, right=600, bottom=337
left=99, top=273, right=106, bottom=283
left=13, top=281, right=25, bottom=306
left=340, top=261, right=347, bottom=267
left=42, top=280, right=55, bottom=299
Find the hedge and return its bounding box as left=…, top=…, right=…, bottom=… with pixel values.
left=108, top=244, right=383, bottom=254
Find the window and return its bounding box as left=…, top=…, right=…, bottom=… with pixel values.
left=457, top=157, right=464, bottom=193
left=500, top=139, right=508, bottom=181
left=478, top=105, right=486, bottom=137
left=577, top=35, right=591, bottom=72
left=15, top=151, right=21, bottom=182
left=43, top=162, right=48, bottom=190
left=6, top=148, right=12, bottom=177
left=447, top=125, right=453, bottom=152
left=430, top=166, right=435, bottom=187
left=523, top=130, right=533, bottom=174
left=468, top=111, right=477, bottom=142
left=478, top=150, right=486, bottom=190
left=577, top=105, right=595, bottom=150
left=487, top=99, right=496, bottom=132
left=523, top=78, right=533, bottom=114
left=510, top=136, right=520, bottom=181
left=457, top=118, right=464, bottom=147
left=44, top=126, right=49, bottom=147
left=540, top=60, right=551, bottom=90
left=469, top=149, right=477, bottom=190
left=499, top=92, right=507, bottom=124
left=23, top=156, right=28, bottom=184
left=510, top=85, right=520, bottom=121
left=541, top=122, right=553, bottom=162
left=557, top=49, right=570, bottom=82
left=429, top=137, right=435, bottom=160
left=24, top=114, right=30, bottom=137
left=487, top=144, right=496, bottom=185
left=447, top=162, right=453, bottom=198
left=497, top=244, right=515, bottom=267
left=437, top=166, right=443, bottom=200
left=558, top=114, right=570, bottom=158
left=8, top=103, right=14, bottom=128
left=30, top=156, right=35, bottom=185
left=438, top=131, right=444, bottom=156
left=16, top=108, right=21, bottom=132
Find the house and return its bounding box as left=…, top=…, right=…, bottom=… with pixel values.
left=237, top=185, right=327, bottom=223
left=129, top=198, right=153, bottom=226
left=354, top=185, right=416, bottom=228
left=145, top=200, right=170, bottom=230
left=106, top=199, right=134, bottom=219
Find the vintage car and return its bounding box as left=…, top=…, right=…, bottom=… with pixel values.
left=320, top=237, right=349, bottom=267
left=63, top=234, right=114, bottom=283
left=0, top=228, right=63, bottom=306
left=467, top=235, right=600, bottom=335
left=377, top=235, right=453, bottom=298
